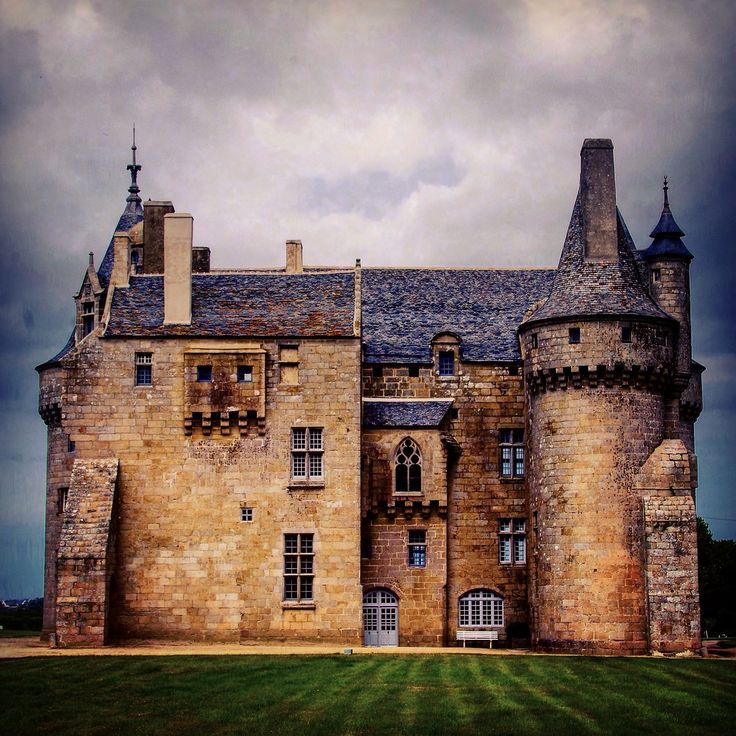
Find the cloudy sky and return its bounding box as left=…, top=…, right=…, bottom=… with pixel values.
left=1, top=0, right=734, bottom=597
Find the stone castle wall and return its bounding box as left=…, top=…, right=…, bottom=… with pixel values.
left=44, top=332, right=363, bottom=643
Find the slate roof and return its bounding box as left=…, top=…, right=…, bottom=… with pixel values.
left=106, top=272, right=357, bottom=338
left=363, top=400, right=453, bottom=428
left=360, top=268, right=556, bottom=363
left=525, top=195, right=672, bottom=325
left=97, top=205, right=144, bottom=288
left=643, top=203, right=692, bottom=261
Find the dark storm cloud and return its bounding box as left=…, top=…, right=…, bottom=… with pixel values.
left=0, top=0, right=734, bottom=596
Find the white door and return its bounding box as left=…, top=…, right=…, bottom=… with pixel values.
left=363, top=589, right=399, bottom=646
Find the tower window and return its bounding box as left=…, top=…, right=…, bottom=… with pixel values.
left=135, top=352, right=153, bottom=385
left=621, top=325, right=632, bottom=343
left=57, top=487, right=69, bottom=515
left=408, top=365, right=420, bottom=377
left=499, top=429, right=524, bottom=478
left=197, top=365, right=212, bottom=382
left=568, top=327, right=581, bottom=344
left=439, top=350, right=455, bottom=376
left=237, top=365, right=253, bottom=383
left=408, top=530, right=427, bottom=567
left=372, top=365, right=383, bottom=378
left=652, top=269, right=661, bottom=283
left=531, top=334, right=538, bottom=349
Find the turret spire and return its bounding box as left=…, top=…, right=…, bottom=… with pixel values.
left=643, top=177, right=692, bottom=261
left=126, top=126, right=142, bottom=208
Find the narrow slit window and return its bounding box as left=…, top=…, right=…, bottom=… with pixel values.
left=621, top=325, right=632, bottom=343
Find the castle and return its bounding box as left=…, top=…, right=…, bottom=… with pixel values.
left=38, top=139, right=703, bottom=654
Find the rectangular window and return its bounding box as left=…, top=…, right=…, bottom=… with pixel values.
left=652, top=268, right=661, bottom=282
left=531, top=333, right=538, bottom=349
left=291, top=427, right=323, bottom=480
left=408, top=530, right=427, bottom=567
left=67, top=437, right=75, bottom=453
left=569, top=327, right=581, bottom=344
left=82, top=301, right=95, bottom=336
left=135, top=352, right=153, bottom=385
left=621, top=325, right=632, bottom=343
left=408, top=365, right=420, bottom=377
left=197, top=365, right=212, bottom=382
left=284, top=533, right=314, bottom=601
left=372, top=365, right=383, bottom=378
left=57, top=487, right=69, bottom=515
left=439, top=350, right=455, bottom=376
left=499, top=518, right=526, bottom=565
left=240, top=507, right=253, bottom=522
left=499, top=429, right=525, bottom=478
left=237, top=365, right=253, bottom=383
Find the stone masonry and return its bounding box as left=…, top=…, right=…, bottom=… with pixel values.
left=38, top=138, right=702, bottom=653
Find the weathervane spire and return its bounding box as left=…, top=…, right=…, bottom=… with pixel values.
left=126, top=125, right=142, bottom=206
left=662, top=175, right=670, bottom=211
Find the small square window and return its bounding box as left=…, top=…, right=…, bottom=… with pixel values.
left=439, top=350, right=455, bottom=376
left=197, top=365, right=212, bottom=382
left=237, top=365, right=253, bottom=383
left=509, top=364, right=519, bottom=376
left=372, top=365, right=383, bottom=378
left=621, top=326, right=632, bottom=343
left=135, top=352, right=153, bottom=386
left=450, top=408, right=460, bottom=420
left=240, top=507, right=253, bottom=522
left=569, top=328, right=581, bottom=344
left=408, top=365, right=420, bottom=377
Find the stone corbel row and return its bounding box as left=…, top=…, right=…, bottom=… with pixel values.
left=184, top=411, right=266, bottom=437
left=39, top=401, right=62, bottom=427
left=525, top=363, right=673, bottom=395
left=362, top=498, right=447, bottom=519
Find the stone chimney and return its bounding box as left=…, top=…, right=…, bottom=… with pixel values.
left=142, top=200, right=175, bottom=273
left=286, top=240, right=303, bottom=274
left=163, top=213, right=193, bottom=325
left=580, top=139, right=618, bottom=262
left=109, top=232, right=131, bottom=288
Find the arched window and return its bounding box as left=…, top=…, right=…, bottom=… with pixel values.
left=458, top=589, right=503, bottom=627
left=395, top=438, right=422, bottom=493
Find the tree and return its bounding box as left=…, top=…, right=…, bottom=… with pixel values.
left=697, top=517, right=736, bottom=636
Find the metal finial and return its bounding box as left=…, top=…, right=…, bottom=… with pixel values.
left=662, top=175, right=670, bottom=211
left=126, top=125, right=142, bottom=205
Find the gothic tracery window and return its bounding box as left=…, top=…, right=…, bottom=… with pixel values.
left=395, top=437, right=422, bottom=493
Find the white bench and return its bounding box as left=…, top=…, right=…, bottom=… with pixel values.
left=456, top=630, right=499, bottom=648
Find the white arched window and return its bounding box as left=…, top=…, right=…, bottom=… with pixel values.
left=458, top=589, right=503, bottom=627
left=395, top=438, right=422, bottom=493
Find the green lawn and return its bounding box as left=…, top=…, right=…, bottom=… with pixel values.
left=1, top=655, right=734, bottom=736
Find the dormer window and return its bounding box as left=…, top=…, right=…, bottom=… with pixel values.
left=82, top=301, right=95, bottom=336
left=439, top=351, right=455, bottom=376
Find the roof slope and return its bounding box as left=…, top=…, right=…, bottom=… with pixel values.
left=361, top=268, right=556, bottom=363
left=98, top=207, right=144, bottom=288
left=526, top=195, right=672, bottom=325
left=363, top=400, right=453, bottom=428
left=106, top=272, right=357, bottom=338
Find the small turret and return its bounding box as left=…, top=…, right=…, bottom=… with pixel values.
left=643, top=177, right=693, bottom=262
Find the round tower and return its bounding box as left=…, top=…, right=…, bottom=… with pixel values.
left=642, top=179, right=699, bottom=451
left=519, top=140, right=678, bottom=654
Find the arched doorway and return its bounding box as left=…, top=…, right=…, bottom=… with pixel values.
left=363, top=589, right=399, bottom=646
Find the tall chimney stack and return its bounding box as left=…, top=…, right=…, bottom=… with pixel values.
left=163, top=213, right=193, bottom=325
left=580, top=139, right=618, bottom=262
left=286, top=240, right=303, bottom=274
left=142, top=200, right=175, bottom=273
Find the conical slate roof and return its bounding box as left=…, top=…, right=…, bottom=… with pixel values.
left=642, top=179, right=692, bottom=261
left=525, top=194, right=672, bottom=325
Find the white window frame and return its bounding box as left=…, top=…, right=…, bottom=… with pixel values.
left=458, top=590, right=504, bottom=627
left=135, top=352, right=153, bottom=386
left=284, top=532, right=314, bottom=602
left=408, top=529, right=427, bottom=567
left=499, top=518, right=526, bottom=565
left=499, top=429, right=525, bottom=479
left=291, top=427, right=324, bottom=480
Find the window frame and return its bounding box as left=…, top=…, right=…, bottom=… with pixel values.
left=237, top=364, right=253, bottom=383
left=499, top=428, right=525, bottom=479
left=499, top=517, right=527, bottom=565
left=458, top=589, right=504, bottom=628
left=438, top=350, right=455, bottom=377
left=394, top=437, right=422, bottom=494
left=57, top=487, right=69, bottom=515
left=568, top=327, right=581, bottom=344
left=408, top=529, right=427, bottom=567
left=283, top=532, right=314, bottom=602
left=82, top=300, right=95, bottom=337
left=135, top=352, right=153, bottom=386
left=291, top=427, right=324, bottom=481
left=240, top=507, right=253, bottom=522
left=196, top=364, right=212, bottom=382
